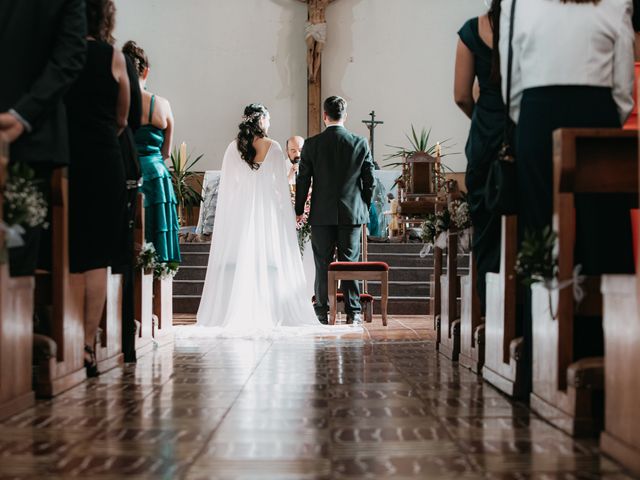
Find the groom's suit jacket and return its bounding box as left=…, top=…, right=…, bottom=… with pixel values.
left=295, top=125, right=375, bottom=226
left=0, top=0, right=87, bottom=166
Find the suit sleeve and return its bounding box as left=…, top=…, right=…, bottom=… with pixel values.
left=359, top=138, right=375, bottom=207
left=12, top=0, right=87, bottom=129
left=295, top=140, right=313, bottom=216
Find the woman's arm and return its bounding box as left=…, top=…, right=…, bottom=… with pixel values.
left=112, top=50, right=130, bottom=135
left=612, top=0, right=635, bottom=124
left=454, top=39, right=476, bottom=119
left=161, top=99, right=174, bottom=160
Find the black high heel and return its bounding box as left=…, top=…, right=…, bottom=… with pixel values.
left=84, top=345, right=100, bottom=378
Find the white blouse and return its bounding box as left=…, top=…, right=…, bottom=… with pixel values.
left=500, top=0, right=635, bottom=124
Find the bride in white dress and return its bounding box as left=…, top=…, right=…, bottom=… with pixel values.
left=192, top=104, right=357, bottom=337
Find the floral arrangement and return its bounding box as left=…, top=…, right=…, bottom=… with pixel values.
left=449, top=198, right=471, bottom=230
left=3, top=162, right=48, bottom=227
left=420, top=208, right=450, bottom=246
left=136, top=242, right=181, bottom=279
left=515, top=227, right=558, bottom=286
left=292, top=187, right=312, bottom=255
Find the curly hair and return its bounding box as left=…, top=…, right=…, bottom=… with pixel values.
left=86, top=0, right=116, bottom=45
left=236, top=104, right=268, bottom=170
left=122, top=40, right=149, bottom=76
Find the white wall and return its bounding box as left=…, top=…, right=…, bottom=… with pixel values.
left=114, top=0, right=485, bottom=172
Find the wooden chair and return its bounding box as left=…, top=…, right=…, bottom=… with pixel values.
left=328, top=228, right=389, bottom=326
left=134, top=192, right=154, bottom=357
left=34, top=169, right=87, bottom=398
left=459, top=251, right=485, bottom=373
left=482, top=215, right=527, bottom=399
left=0, top=143, right=36, bottom=420
left=530, top=128, right=638, bottom=436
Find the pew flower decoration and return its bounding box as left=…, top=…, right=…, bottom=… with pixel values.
left=516, top=227, right=586, bottom=319
left=154, top=261, right=180, bottom=280
left=136, top=242, right=157, bottom=273
left=1, top=162, right=48, bottom=250
left=449, top=197, right=472, bottom=252
left=419, top=209, right=451, bottom=257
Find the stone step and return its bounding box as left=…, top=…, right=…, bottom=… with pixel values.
left=180, top=252, right=211, bottom=267
left=174, top=280, right=205, bottom=296
left=175, top=266, right=207, bottom=281
left=366, top=281, right=429, bottom=297
left=174, top=295, right=201, bottom=315
left=179, top=242, right=212, bottom=253
left=366, top=242, right=426, bottom=254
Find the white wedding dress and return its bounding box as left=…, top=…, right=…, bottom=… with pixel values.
left=184, top=140, right=357, bottom=338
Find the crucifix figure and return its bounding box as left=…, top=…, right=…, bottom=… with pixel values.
left=362, top=110, right=383, bottom=169
left=296, top=0, right=338, bottom=83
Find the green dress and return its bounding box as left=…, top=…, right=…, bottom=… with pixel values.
left=134, top=95, right=181, bottom=263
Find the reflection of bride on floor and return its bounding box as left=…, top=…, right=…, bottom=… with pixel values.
left=179, top=104, right=358, bottom=338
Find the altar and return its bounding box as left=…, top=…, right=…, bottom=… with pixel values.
left=195, top=169, right=398, bottom=237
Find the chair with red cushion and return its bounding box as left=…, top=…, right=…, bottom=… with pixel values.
left=327, top=229, right=389, bottom=326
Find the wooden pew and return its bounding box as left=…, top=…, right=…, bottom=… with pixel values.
left=0, top=144, right=36, bottom=420
left=152, top=277, right=173, bottom=346
left=134, top=193, right=154, bottom=357
left=599, top=124, right=640, bottom=474
left=437, top=230, right=460, bottom=361
left=530, top=129, right=637, bottom=436
left=459, top=251, right=485, bottom=373
left=34, top=169, right=87, bottom=398
left=95, top=268, right=124, bottom=372
left=482, top=215, right=527, bottom=398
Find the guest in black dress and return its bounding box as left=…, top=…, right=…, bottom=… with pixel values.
left=65, top=0, right=130, bottom=376
left=454, top=0, right=503, bottom=314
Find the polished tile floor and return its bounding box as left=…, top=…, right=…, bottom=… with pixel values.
left=0, top=317, right=634, bottom=479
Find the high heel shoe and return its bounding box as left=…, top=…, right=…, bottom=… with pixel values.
left=84, top=345, right=100, bottom=378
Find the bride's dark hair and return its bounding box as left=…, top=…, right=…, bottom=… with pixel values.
left=237, top=103, right=268, bottom=170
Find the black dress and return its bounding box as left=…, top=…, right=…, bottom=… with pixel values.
left=66, top=40, right=126, bottom=273
left=458, top=18, right=503, bottom=313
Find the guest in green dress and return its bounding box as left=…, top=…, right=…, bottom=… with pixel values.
left=454, top=2, right=504, bottom=314
left=123, top=41, right=181, bottom=263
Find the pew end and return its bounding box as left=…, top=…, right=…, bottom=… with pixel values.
left=483, top=215, right=527, bottom=399
left=437, top=229, right=461, bottom=361
left=152, top=277, right=174, bottom=347
left=95, top=269, right=124, bottom=373
left=530, top=128, right=638, bottom=437
left=459, top=252, right=485, bottom=373
left=134, top=192, right=156, bottom=358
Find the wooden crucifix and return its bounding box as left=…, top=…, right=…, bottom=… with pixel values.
left=296, top=0, right=338, bottom=136
left=362, top=110, right=383, bottom=168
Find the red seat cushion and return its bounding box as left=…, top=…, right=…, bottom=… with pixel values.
left=329, top=261, right=389, bottom=272
left=312, top=293, right=374, bottom=303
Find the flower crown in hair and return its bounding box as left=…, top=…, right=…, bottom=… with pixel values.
left=242, top=112, right=263, bottom=122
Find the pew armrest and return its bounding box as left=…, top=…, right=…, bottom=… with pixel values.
left=509, top=336, right=524, bottom=362
left=567, top=356, right=604, bottom=390
left=33, top=334, right=57, bottom=364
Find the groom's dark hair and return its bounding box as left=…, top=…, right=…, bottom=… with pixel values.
left=324, top=96, right=347, bottom=121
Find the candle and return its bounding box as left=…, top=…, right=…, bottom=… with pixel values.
left=435, top=142, right=441, bottom=158
left=179, top=142, right=187, bottom=171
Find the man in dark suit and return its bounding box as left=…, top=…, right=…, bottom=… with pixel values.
left=296, top=96, right=375, bottom=325
left=0, top=0, right=87, bottom=274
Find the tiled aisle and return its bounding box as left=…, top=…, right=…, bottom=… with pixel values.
left=0, top=318, right=633, bottom=479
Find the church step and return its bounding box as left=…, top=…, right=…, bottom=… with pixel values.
left=180, top=252, right=211, bottom=267
left=366, top=242, right=426, bottom=254
left=174, top=280, right=205, bottom=296
left=179, top=242, right=212, bottom=253
left=173, top=295, right=201, bottom=315
left=174, top=266, right=207, bottom=281
left=366, top=281, right=429, bottom=297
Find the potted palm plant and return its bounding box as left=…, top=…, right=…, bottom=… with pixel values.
left=169, top=143, right=204, bottom=227
left=384, top=126, right=454, bottom=195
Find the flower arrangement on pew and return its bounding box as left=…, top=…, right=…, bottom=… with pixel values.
left=0, top=162, right=48, bottom=261
left=515, top=227, right=585, bottom=319
left=420, top=208, right=451, bottom=256
left=136, top=241, right=180, bottom=279
left=449, top=196, right=472, bottom=252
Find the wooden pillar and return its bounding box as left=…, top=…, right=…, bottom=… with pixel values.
left=307, top=67, right=322, bottom=137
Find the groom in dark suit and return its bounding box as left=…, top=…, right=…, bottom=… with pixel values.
left=296, top=96, right=375, bottom=325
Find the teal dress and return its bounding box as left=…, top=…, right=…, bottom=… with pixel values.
left=134, top=95, right=181, bottom=263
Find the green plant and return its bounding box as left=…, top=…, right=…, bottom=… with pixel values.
left=170, top=146, right=204, bottom=225
left=515, top=227, right=558, bottom=286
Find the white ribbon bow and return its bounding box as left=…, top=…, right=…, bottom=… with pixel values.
left=0, top=222, right=26, bottom=248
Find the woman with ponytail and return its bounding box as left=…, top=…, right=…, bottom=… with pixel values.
left=123, top=40, right=180, bottom=264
